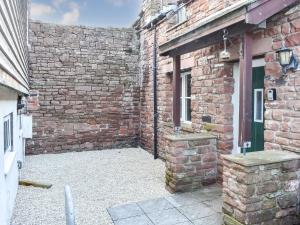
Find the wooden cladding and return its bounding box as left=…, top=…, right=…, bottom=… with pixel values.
left=0, top=0, right=29, bottom=93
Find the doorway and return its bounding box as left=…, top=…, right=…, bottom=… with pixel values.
left=232, top=59, right=265, bottom=154
left=250, top=66, right=265, bottom=152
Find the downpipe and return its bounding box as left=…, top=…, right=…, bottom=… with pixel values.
left=152, top=24, right=158, bottom=160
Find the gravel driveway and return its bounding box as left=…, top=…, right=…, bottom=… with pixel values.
left=12, top=148, right=170, bottom=225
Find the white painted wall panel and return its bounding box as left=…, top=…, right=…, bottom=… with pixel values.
left=22, top=115, right=32, bottom=139
left=0, top=86, right=22, bottom=225
left=0, top=1, right=29, bottom=224
left=0, top=0, right=29, bottom=93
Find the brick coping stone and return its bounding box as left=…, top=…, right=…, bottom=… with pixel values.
left=222, top=150, right=300, bottom=167
left=164, top=133, right=217, bottom=141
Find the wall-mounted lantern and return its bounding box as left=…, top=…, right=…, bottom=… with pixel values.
left=17, top=95, right=25, bottom=110
left=220, top=29, right=231, bottom=60
left=276, top=46, right=299, bottom=74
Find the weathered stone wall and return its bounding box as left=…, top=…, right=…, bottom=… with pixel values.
left=138, top=0, right=243, bottom=166
left=138, top=1, right=300, bottom=178
left=165, top=134, right=217, bottom=193
left=223, top=151, right=300, bottom=225
left=263, top=7, right=300, bottom=153
left=27, top=21, right=140, bottom=154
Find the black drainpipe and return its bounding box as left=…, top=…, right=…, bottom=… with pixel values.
left=152, top=24, right=158, bottom=159
left=143, top=9, right=176, bottom=159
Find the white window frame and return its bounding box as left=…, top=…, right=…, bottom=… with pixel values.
left=177, top=5, right=187, bottom=24
left=4, top=113, right=13, bottom=153
left=180, top=72, right=192, bottom=123
left=254, top=89, right=264, bottom=123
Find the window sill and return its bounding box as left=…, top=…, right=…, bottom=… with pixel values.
left=181, top=121, right=193, bottom=132
left=4, top=151, right=16, bottom=176
left=166, top=20, right=188, bottom=33
left=164, top=121, right=193, bottom=132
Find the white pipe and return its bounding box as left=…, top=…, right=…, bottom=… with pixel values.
left=65, top=185, right=76, bottom=225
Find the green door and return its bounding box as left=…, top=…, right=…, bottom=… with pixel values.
left=249, top=67, right=265, bottom=152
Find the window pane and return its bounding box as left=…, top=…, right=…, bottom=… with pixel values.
left=255, top=90, right=263, bottom=122
left=180, top=77, right=183, bottom=98
left=4, top=121, right=7, bottom=152
left=4, top=120, right=9, bottom=153
left=4, top=113, right=13, bottom=153
left=180, top=98, right=183, bottom=119
left=186, top=98, right=191, bottom=121
left=186, top=74, right=191, bottom=97
left=177, top=6, right=187, bottom=24
left=10, top=113, right=13, bottom=147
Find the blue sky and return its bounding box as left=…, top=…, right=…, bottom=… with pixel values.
left=30, top=0, right=142, bottom=27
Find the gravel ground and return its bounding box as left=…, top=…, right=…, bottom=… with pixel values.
left=12, top=148, right=170, bottom=225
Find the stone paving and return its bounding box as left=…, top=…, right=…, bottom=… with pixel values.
left=107, top=185, right=223, bottom=225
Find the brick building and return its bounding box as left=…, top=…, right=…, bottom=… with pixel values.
left=134, top=0, right=300, bottom=223
left=0, top=0, right=296, bottom=224
left=1, top=0, right=300, bottom=224
left=28, top=0, right=300, bottom=161
left=0, top=2, right=31, bottom=225
left=136, top=0, right=300, bottom=174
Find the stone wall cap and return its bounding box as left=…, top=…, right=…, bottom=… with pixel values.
left=282, top=145, right=300, bottom=154
left=222, top=150, right=300, bottom=167
left=165, top=133, right=217, bottom=141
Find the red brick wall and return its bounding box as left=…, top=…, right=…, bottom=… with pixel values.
left=27, top=22, right=140, bottom=154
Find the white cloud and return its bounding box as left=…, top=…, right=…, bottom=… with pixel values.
left=53, top=0, right=66, bottom=8
left=31, top=3, right=55, bottom=18
left=61, top=2, right=80, bottom=25
left=106, top=0, right=130, bottom=7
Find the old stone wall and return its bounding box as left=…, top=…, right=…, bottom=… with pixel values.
left=27, top=22, right=140, bottom=154
left=223, top=151, right=300, bottom=225
left=138, top=1, right=300, bottom=179
left=165, top=134, right=217, bottom=193
left=138, top=0, right=243, bottom=164
left=263, top=7, right=300, bottom=153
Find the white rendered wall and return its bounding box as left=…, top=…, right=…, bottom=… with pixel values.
left=0, top=86, right=24, bottom=225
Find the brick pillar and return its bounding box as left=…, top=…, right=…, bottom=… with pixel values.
left=222, top=150, right=300, bottom=225
left=165, top=133, right=218, bottom=193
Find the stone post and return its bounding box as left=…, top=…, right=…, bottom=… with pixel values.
left=222, top=150, right=300, bottom=225
left=165, top=133, right=217, bottom=193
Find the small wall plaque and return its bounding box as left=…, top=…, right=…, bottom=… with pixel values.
left=202, top=116, right=212, bottom=123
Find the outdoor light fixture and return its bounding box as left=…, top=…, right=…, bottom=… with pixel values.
left=276, top=46, right=299, bottom=74
left=17, top=95, right=25, bottom=110
left=220, top=29, right=231, bottom=60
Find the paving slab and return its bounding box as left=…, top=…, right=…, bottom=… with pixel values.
left=108, top=184, right=223, bottom=225
left=114, top=215, right=154, bottom=225
left=175, top=222, right=193, bottom=225
left=177, top=203, right=216, bottom=221
left=147, top=208, right=189, bottom=225
left=165, top=192, right=210, bottom=208
left=138, top=198, right=174, bottom=213
left=192, top=213, right=223, bottom=225
left=203, top=198, right=223, bottom=213
left=108, top=203, right=144, bottom=221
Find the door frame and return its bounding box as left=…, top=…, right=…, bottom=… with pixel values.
left=232, top=58, right=265, bottom=154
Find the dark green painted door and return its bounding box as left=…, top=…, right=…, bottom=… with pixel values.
left=249, top=67, right=265, bottom=152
